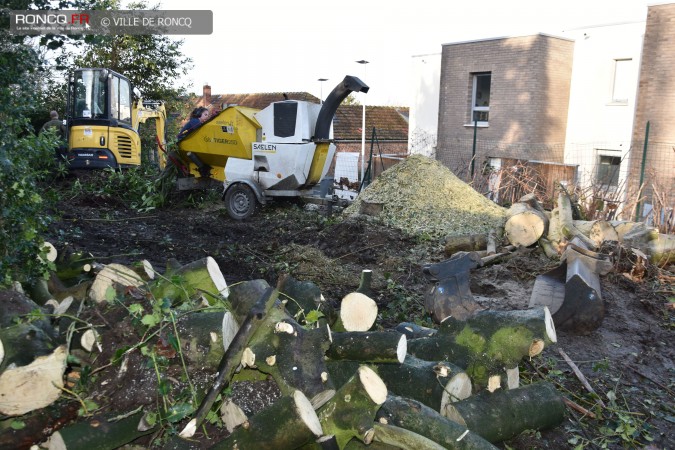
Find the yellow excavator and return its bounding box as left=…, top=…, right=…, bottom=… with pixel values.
left=65, top=68, right=166, bottom=168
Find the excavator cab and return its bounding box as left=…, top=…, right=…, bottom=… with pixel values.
left=65, top=68, right=166, bottom=169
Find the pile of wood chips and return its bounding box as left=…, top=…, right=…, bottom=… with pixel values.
left=344, top=154, right=506, bottom=239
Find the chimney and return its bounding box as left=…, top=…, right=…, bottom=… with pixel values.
left=203, top=83, right=211, bottom=106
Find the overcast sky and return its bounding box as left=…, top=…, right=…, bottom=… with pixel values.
left=158, top=0, right=651, bottom=106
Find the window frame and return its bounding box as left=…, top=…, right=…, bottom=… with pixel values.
left=596, top=152, right=622, bottom=188
left=610, top=58, right=632, bottom=105
left=470, top=72, right=491, bottom=125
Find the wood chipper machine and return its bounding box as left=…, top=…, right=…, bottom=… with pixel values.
left=169, top=76, right=369, bottom=219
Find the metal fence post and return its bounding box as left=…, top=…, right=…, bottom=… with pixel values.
left=471, top=119, right=477, bottom=179
left=635, top=121, right=650, bottom=221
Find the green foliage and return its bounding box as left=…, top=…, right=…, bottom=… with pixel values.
left=341, top=93, right=361, bottom=106
left=379, top=274, right=426, bottom=324
left=521, top=355, right=656, bottom=449
left=67, top=166, right=168, bottom=211
left=0, top=41, right=58, bottom=286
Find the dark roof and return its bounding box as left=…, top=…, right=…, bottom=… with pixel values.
left=334, top=105, right=409, bottom=141
left=203, top=92, right=320, bottom=111
left=195, top=92, right=409, bottom=141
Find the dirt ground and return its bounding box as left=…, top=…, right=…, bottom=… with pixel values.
left=23, top=177, right=674, bottom=449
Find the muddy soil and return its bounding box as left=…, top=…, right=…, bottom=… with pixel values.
left=36, top=182, right=674, bottom=450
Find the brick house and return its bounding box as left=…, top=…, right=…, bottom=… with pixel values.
left=192, top=87, right=409, bottom=181
left=628, top=3, right=675, bottom=207
left=410, top=2, right=675, bottom=211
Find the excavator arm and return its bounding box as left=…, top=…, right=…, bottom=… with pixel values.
left=133, top=99, right=168, bottom=167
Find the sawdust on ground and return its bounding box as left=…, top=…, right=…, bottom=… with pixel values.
left=343, top=154, right=506, bottom=239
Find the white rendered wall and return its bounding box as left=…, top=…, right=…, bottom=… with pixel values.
left=562, top=22, right=645, bottom=190
left=408, top=53, right=441, bottom=156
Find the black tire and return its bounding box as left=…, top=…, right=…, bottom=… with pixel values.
left=224, top=183, right=257, bottom=220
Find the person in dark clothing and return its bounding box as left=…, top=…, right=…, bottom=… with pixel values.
left=40, top=110, right=68, bottom=159
left=177, top=107, right=209, bottom=140
left=40, top=110, right=66, bottom=139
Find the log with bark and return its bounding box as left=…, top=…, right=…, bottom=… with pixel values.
left=407, top=308, right=556, bottom=390
left=573, top=220, right=619, bottom=246
left=622, top=223, right=675, bottom=265
left=368, top=423, right=446, bottom=450
left=326, top=356, right=472, bottom=412
left=394, top=322, right=437, bottom=339
left=245, top=314, right=335, bottom=401
left=504, top=194, right=549, bottom=247
left=325, top=331, right=407, bottom=364
left=150, top=256, right=228, bottom=305
left=175, top=311, right=229, bottom=368
left=376, top=395, right=499, bottom=450
left=210, top=390, right=323, bottom=450
left=316, top=365, right=387, bottom=448
left=88, top=263, right=144, bottom=303
left=444, top=234, right=489, bottom=257
left=45, top=411, right=154, bottom=450
left=555, top=191, right=597, bottom=250
left=180, top=287, right=278, bottom=438
left=442, top=382, right=566, bottom=443
left=277, top=274, right=336, bottom=325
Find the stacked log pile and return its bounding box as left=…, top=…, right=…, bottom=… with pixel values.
left=0, top=248, right=569, bottom=450
left=504, top=191, right=674, bottom=265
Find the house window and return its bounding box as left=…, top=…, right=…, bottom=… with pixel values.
left=597, top=155, right=621, bottom=187
left=472, top=73, right=491, bottom=123
left=612, top=59, right=631, bottom=104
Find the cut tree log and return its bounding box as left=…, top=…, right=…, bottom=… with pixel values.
left=557, top=192, right=597, bottom=250
left=150, top=256, right=228, bottom=305
left=179, top=287, right=278, bottom=438
left=317, top=365, right=387, bottom=449
left=277, top=275, right=335, bottom=325
left=88, top=263, right=144, bottom=303
left=394, top=322, right=437, bottom=339
left=376, top=395, right=499, bottom=450
left=332, top=292, right=378, bottom=332
left=621, top=223, right=675, bottom=265
left=326, top=356, right=472, bottom=412
left=573, top=220, right=619, bottom=246
left=228, top=279, right=273, bottom=323
left=444, top=234, right=489, bottom=257
left=210, top=390, right=323, bottom=450
left=176, top=311, right=229, bottom=367
left=538, top=237, right=560, bottom=259
left=504, top=199, right=549, bottom=247
left=0, top=345, right=67, bottom=416
left=326, top=331, right=407, bottom=364
left=245, top=313, right=335, bottom=400
left=442, top=382, right=566, bottom=443
left=46, top=411, right=154, bottom=450
left=368, top=423, right=445, bottom=450
left=408, top=308, right=556, bottom=390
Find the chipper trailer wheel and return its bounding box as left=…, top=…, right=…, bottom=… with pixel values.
left=225, top=183, right=257, bottom=220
